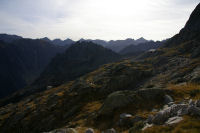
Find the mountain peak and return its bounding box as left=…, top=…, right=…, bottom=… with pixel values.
left=135, top=37, right=148, bottom=44
left=182, top=3, right=200, bottom=32
left=41, top=37, right=51, bottom=42
left=183, top=3, right=200, bottom=31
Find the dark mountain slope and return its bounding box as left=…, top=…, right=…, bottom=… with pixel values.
left=165, top=3, right=200, bottom=47
left=78, top=38, right=149, bottom=52
left=119, top=41, right=163, bottom=56
left=0, top=39, right=65, bottom=98
left=32, top=41, right=121, bottom=90
left=0, top=34, right=22, bottom=43
left=41, top=37, right=75, bottom=47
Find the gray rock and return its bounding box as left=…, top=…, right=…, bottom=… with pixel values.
left=102, top=128, right=116, bottom=133
left=169, top=104, right=188, bottom=116
left=152, top=109, right=171, bottom=124
left=47, top=128, right=77, bottom=133
left=147, top=115, right=154, bottom=124
left=177, top=107, right=189, bottom=116
left=131, top=116, right=145, bottom=124
left=151, top=109, right=158, bottom=112
left=195, top=100, right=200, bottom=107
left=189, top=99, right=194, bottom=105
left=120, top=113, right=132, bottom=119
left=85, top=128, right=94, bottom=133
left=165, top=116, right=183, bottom=125
left=119, top=114, right=133, bottom=127
left=99, top=89, right=166, bottom=115
left=168, top=102, right=174, bottom=106
left=152, top=104, right=188, bottom=124
left=142, top=123, right=153, bottom=130
left=164, top=95, right=173, bottom=104
left=188, top=105, right=200, bottom=116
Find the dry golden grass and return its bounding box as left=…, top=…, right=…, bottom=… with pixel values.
left=167, top=83, right=200, bottom=101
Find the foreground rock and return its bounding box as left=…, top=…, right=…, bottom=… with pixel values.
left=85, top=128, right=94, bottom=133
left=102, top=128, right=117, bottom=133
left=99, top=88, right=166, bottom=115
left=145, top=99, right=200, bottom=129
left=44, top=128, right=77, bottom=133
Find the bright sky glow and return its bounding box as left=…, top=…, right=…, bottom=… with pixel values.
left=0, top=0, right=199, bottom=41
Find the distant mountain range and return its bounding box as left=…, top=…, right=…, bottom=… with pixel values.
left=119, top=40, right=165, bottom=56
left=0, top=34, right=163, bottom=98
left=0, top=34, right=163, bottom=54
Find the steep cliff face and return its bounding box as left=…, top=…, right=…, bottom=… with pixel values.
left=183, top=3, right=200, bottom=32
left=165, top=3, right=200, bottom=47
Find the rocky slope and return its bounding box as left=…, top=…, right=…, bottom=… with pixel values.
left=0, top=2, right=200, bottom=133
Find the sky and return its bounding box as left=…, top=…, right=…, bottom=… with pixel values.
left=0, top=0, right=199, bottom=41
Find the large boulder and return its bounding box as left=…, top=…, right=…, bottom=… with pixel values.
left=99, top=88, right=166, bottom=115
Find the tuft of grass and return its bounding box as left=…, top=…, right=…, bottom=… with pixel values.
left=167, top=83, right=200, bottom=100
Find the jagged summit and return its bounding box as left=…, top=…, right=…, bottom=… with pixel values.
left=182, top=3, right=200, bottom=32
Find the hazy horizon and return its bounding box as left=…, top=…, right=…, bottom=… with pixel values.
left=0, top=0, right=199, bottom=41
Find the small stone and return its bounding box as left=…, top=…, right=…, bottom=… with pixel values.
left=131, top=116, right=145, bottom=124
left=177, top=107, right=188, bottom=116
left=152, top=109, right=158, bottom=112
left=120, top=113, right=132, bottom=119
left=164, top=95, right=173, bottom=104
left=168, top=102, right=174, bottom=107
left=102, top=128, right=116, bottom=133
left=165, top=116, right=183, bottom=125
left=142, top=123, right=153, bottom=130
left=188, top=105, right=200, bottom=116
left=119, top=113, right=133, bottom=127
left=147, top=115, right=153, bottom=124
left=46, top=128, right=77, bottom=133
left=189, top=99, right=194, bottom=105
left=195, top=100, right=200, bottom=107
left=85, top=128, right=94, bottom=133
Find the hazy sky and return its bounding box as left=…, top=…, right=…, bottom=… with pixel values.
left=0, top=0, right=199, bottom=41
